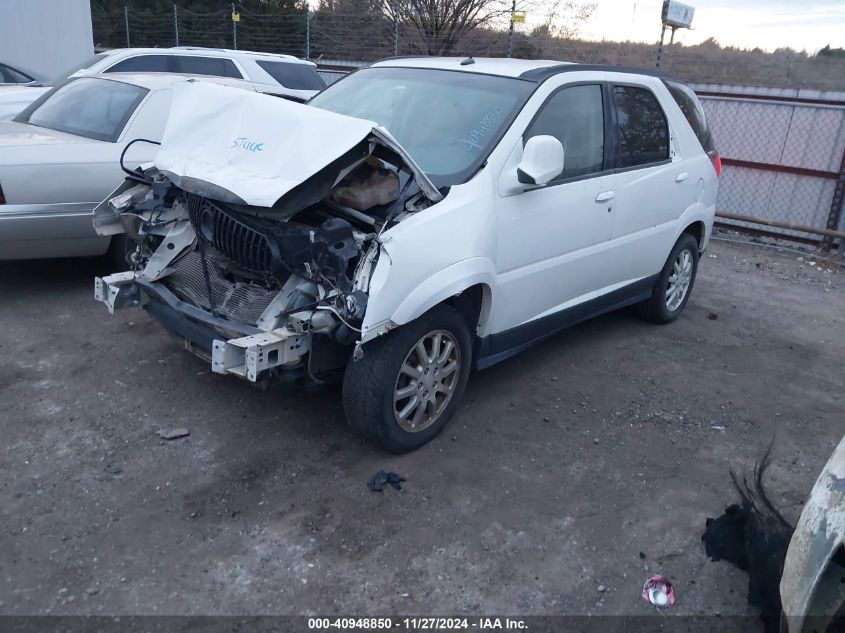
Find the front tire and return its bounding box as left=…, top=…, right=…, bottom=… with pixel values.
left=636, top=233, right=699, bottom=324
left=342, top=304, right=472, bottom=453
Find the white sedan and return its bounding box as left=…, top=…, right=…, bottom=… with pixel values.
left=0, top=73, right=297, bottom=264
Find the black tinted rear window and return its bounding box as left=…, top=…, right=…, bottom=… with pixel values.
left=613, top=85, right=670, bottom=168
left=174, top=56, right=242, bottom=78
left=106, top=55, right=171, bottom=73
left=255, top=61, right=325, bottom=90
left=664, top=80, right=714, bottom=152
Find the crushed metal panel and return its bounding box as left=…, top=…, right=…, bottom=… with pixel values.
left=156, top=80, right=376, bottom=208
left=154, top=80, right=440, bottom=209
left=781, top=435, right=845, bottom=633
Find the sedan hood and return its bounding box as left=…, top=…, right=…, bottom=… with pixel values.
left=154, top=80, right=442, bottom=208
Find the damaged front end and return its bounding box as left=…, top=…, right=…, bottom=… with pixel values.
left=94, top=81, right=440, bottom=384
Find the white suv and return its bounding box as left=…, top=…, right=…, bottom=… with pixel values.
left=0, top=47, right=324, bottom=118
left=94, top=57, right=719, bottom=452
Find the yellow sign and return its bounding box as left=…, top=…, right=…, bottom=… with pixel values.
left=231, top=12, right=240, bottom=22
left=511, top=12, right=526, bottom=23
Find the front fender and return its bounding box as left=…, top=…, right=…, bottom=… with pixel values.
left=361, top=257, right=496, bottom=343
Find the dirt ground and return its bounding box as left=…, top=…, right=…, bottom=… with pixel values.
left=1, top=236, right=843, bottom=623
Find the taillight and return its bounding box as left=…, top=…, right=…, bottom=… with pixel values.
left=707, top=150, right=722, bottom=177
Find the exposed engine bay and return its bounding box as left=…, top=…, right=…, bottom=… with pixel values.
left=94, top=141, right=436, bottom=385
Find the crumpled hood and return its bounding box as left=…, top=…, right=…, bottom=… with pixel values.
left=154, top=80, right=441, bottom=208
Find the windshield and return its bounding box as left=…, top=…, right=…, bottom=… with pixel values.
left=309, top=67, right=534, bottom=185
left=15, top=77, right=148, bottom=142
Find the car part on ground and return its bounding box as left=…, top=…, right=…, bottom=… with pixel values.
left=781, top=435, right=845, bottom=633
left=702, top=446, right=794, bottom=633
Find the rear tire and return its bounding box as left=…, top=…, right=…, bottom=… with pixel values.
left=636, top=233, right=699, bottom=324
left=342, top=304, right=472, bottom=453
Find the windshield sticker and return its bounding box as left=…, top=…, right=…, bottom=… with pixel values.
left=459, top=105, right=505, bottom=152
left=230, top=137, right=264, bottom=153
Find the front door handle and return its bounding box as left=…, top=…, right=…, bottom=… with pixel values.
left=675, top=172, right=689, bottom=182
left=595, top=191, right=615, bottom=202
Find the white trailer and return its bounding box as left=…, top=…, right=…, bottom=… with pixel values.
left=0, top=0, right=93, bottom=82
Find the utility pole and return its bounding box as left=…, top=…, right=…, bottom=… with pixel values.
left=655, top=23, right=666, bottom=67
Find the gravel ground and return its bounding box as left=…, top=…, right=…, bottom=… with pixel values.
left=0, top=237, right=842, bottom=623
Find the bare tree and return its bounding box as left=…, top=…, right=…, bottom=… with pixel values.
left=383, top=0, right=514, bottom=55
left=533, top=0, right=595, bottom=40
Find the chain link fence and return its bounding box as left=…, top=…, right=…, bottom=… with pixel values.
left=693, top=87, right=845, bottom=255
left=91, top=6, right=845, bottom=256
left=91, top=5, right=512, bottom=60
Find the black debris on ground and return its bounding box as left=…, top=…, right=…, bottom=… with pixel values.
left=702, top=445, right=794, bottom=633
left=368, top=470, right=405, bottom=492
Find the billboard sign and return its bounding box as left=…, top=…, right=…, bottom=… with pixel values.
left=661, top=0, right=695, bottom=29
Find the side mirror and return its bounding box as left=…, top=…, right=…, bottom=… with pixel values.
left=517, top=135, right=564, bottom=186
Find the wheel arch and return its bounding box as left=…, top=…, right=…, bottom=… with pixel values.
left=681, top=220, right=706, bottom=250
left=362, top=258, right=496, bottom=343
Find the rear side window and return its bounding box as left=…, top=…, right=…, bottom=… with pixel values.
left=106, top=55, right=172, bottom=73
left=16, top=77, right=147, bottom=142
left=525, top=84, right=605, bottom=180
left=613, top=85, right=669, bottom=168
left=664, top=80, right=714, bottom=152
left=255, top=60, right=326, bottom=90
left=174, top=56, right=242, bottom=78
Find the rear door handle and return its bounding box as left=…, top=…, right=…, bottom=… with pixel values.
left=595, top=191, right=615, bottom=202
left=675, top=172, right=689, bottom=182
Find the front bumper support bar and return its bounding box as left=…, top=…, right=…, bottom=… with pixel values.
left=94, top=271, right=141, bottom=314
left=95, top=274, right=308, bottom=383
left=211, top=329, right=307, bottom=382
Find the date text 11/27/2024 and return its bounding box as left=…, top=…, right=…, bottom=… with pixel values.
left=307, top=617, right=528, bottom=630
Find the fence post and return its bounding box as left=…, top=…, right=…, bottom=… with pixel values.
left=231, top=3, right=238, bottom=50
left=305, top=10, right=311, bottom=60
left=821, top=147, right=845, bottom=254
left=506, top=0, right=515, bottom=57
left=124, top=5, right=130, bottom=48
left=173, top=4, right=179, bottom=47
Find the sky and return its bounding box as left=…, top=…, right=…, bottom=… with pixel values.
left=536, top=0, right=845, bottom=53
